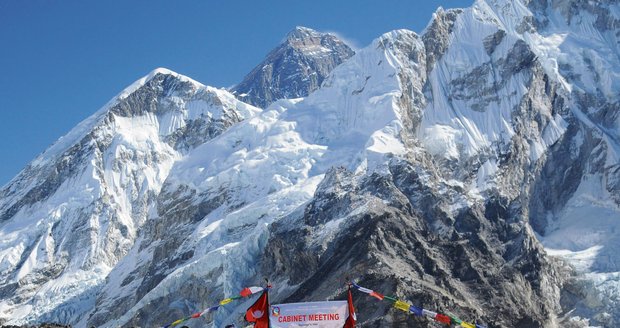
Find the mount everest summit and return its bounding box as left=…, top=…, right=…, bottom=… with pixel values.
left=1, top=0, right=619, bottom=327
left=231, top=26, right=355, bottom=108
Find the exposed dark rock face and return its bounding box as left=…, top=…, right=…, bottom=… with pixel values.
left=263, top=161, right=563, bottom=328
left=231, top=26, right=355, bottom=108
left=422, top=8, right=462, bottom=73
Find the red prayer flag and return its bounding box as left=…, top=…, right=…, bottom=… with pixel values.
left=435, top=313, right=452, bottom=325
left=190, top=312, right=201, bottom=319
left=369, top=291, right=384, bottom=300
left=343, top=286, right=357, bottom=328
left=240, top=286, right=263, bottom=297
left=240, top=288, right=252, bottom=297
left=245, top=290, right=269, bottom=328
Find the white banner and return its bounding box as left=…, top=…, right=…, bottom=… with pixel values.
left=269, top=300, right=348, bottom=328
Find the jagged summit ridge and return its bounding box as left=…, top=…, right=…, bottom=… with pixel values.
left=285, top=26, right=323, bottom=40
left=231, top=26, right=355, bottom=108
left=112, top=67, right=206, bottom=104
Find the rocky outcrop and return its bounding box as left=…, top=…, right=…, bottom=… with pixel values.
left=264, top=164, right=564, bottom=328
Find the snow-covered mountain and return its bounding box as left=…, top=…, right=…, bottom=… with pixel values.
left=1, top=0, right=619, bottom=327
left=0, top=69, right=260, bottom=324
left=231, top=26, right=355, bottom=108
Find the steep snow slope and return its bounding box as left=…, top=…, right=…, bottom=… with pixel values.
left=87, top=30, right=424, bottom=328
left=0, top=68, right=259, bottom=325
left=419, top=1, right=571, bottom=195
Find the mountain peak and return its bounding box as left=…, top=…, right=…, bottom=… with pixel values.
left=231, top=27, right=354, bottom=108
left=111, top=67, right=205, bottom=106
left=376, top=29, right=418, bottom=44
left=285, top=26, right=322, bottom=40
left=283, top=26, right=344, bottom=51
left=147, top=66, right=177, bottom=77
left=141, top=67, right=204, bottom=88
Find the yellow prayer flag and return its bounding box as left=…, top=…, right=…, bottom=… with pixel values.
left=460, top=322, right=476, bottom=328
left=393, top=300, right=411, bottom=312
left=219, top=298, right=233, bottom=305
left=171, top=319, right=184, bottom=326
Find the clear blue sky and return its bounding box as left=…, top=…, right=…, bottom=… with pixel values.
left=0, top=0, right=472, bottom=186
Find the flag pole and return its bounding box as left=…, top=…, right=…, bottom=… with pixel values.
left=265, top=277, right=270, bottom=327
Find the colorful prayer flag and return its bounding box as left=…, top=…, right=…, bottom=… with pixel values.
left=393, top=300, right=410, bottom=312
left=383, top=295, right=398, bottom=302
left=369, top=291, right=384, bottom=300
left=422, top=309, right=437, bottom=318
left=220, top=298, right=233, bottom=305
left=435, top=314, right=452, bottom=325
left=240, top=286, right=264, bottom=297
left=200, top=305, right=219, bottom=317
left=358, top=286, right=373, bottom=294
left=461, top=322, right=476, bottom=328
left=409, top=305, right=423, bottom=316
left=448, top=313, right=463, bottom=325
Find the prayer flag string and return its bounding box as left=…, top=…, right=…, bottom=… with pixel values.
left=161, top=282, right=488, bottom=328
left=160, top=286, right=265, bottom=328
left=351, top=282, right=486, bottom=328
